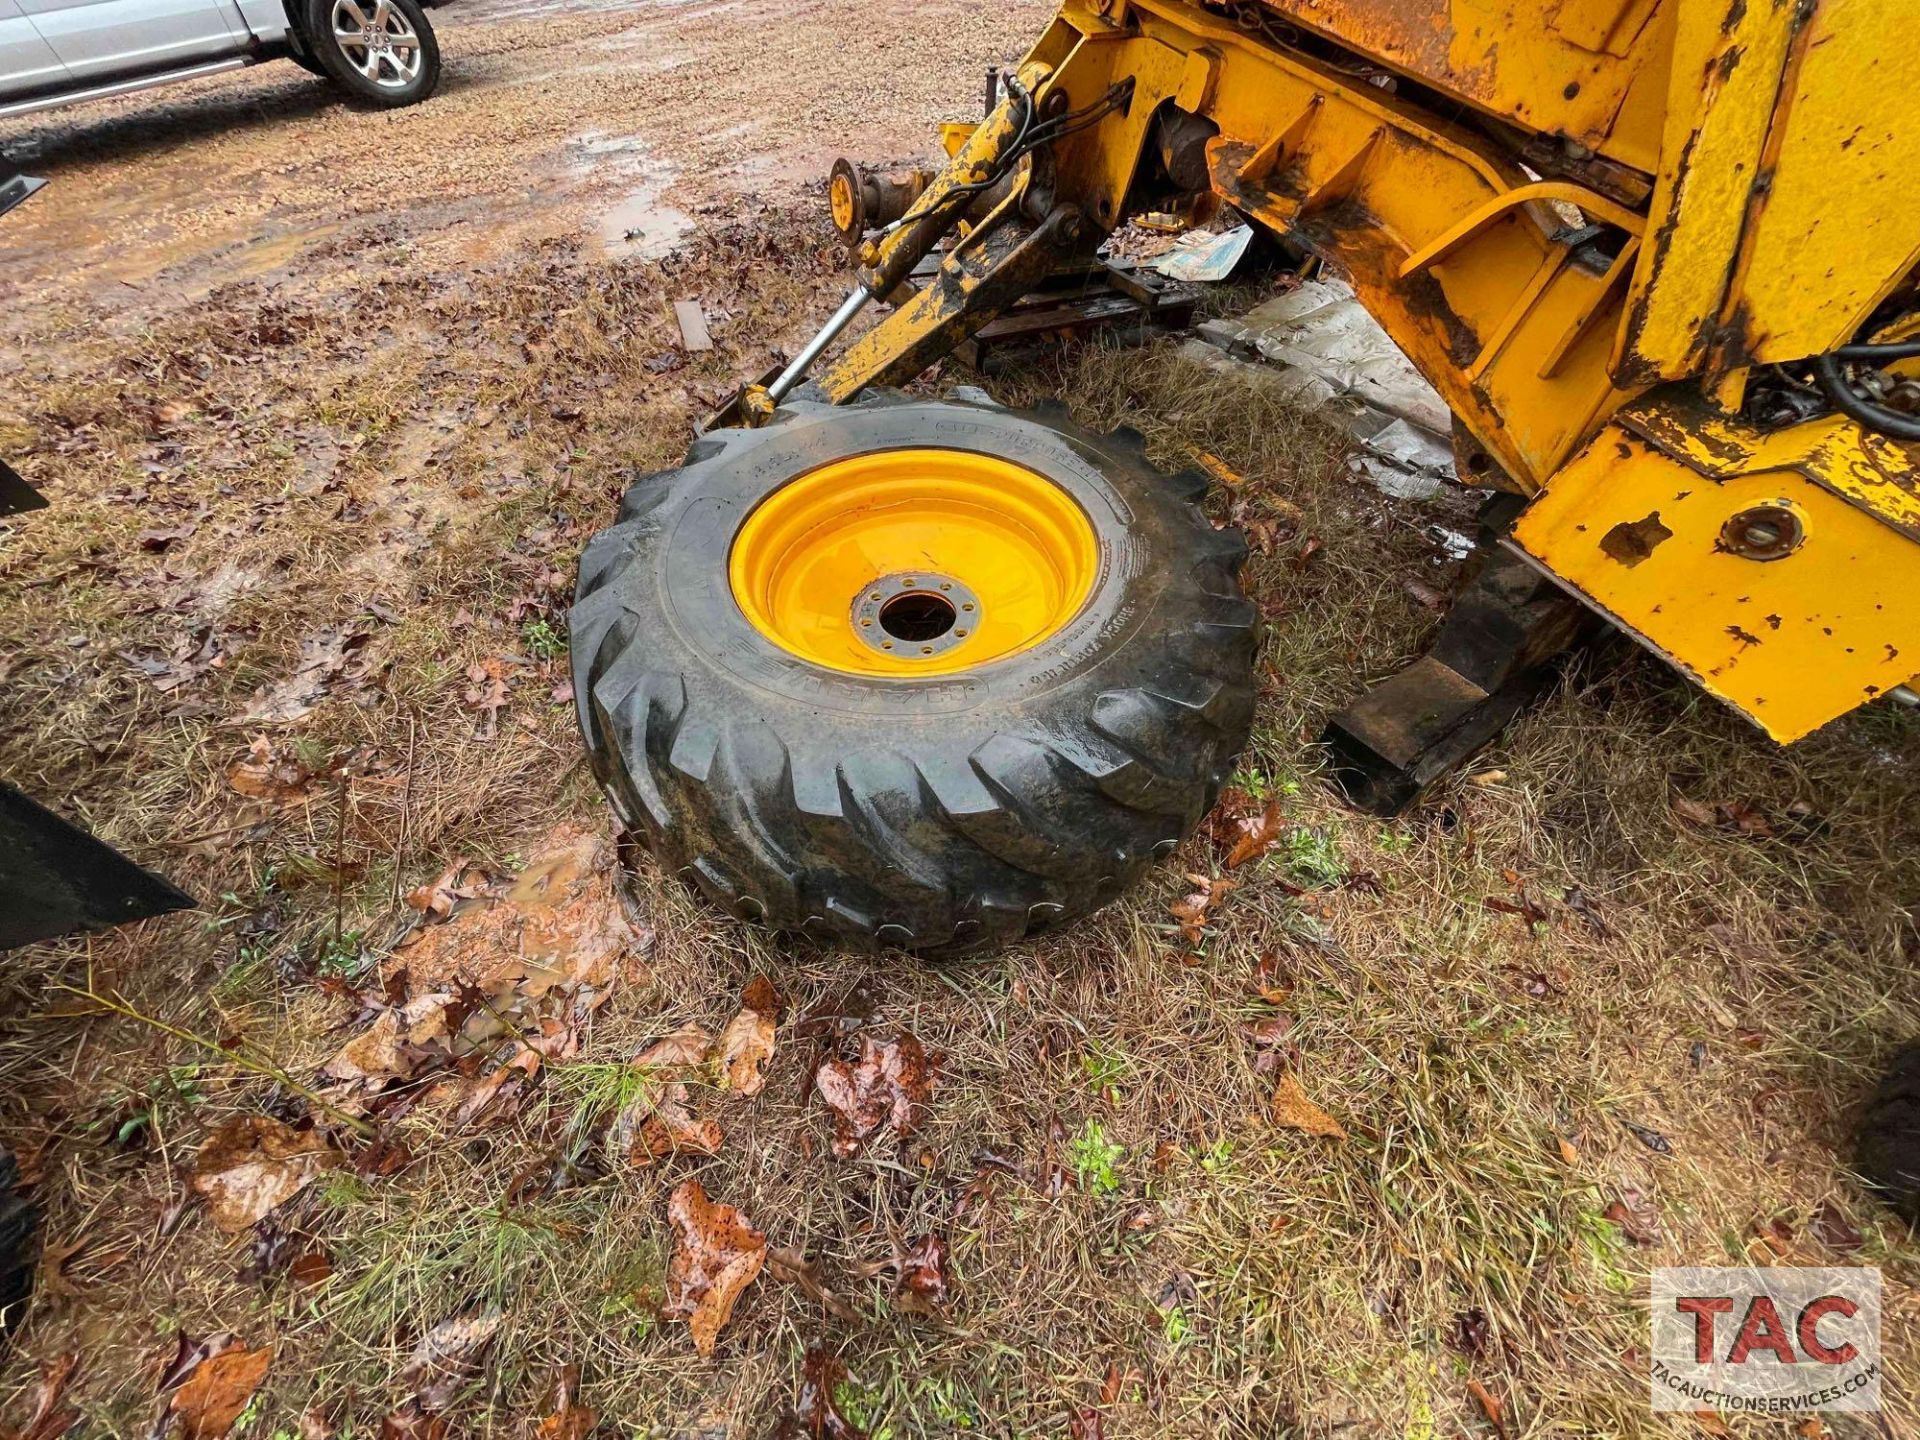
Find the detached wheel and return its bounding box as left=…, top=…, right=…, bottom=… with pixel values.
left=1858, top=1043, right=1920, bottom=1223
left=303, top=0, right=440, bottom=107
left=569, top=391, right=1258, bottom=956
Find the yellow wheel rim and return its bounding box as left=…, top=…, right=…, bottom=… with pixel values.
left=829, top=173, right=857, bottom=234
left=728, top=448, right=1101, bottom=677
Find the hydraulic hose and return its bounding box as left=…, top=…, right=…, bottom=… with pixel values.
left=1812, top=351, right=1920, bottom=442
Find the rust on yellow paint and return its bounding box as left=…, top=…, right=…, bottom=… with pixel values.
left=1513, top=406, right=1920, bottom=742
left=804, top=0, right=1920, bottom=742
left=1709, top=0, right=1920, bottom=368
left=1620, top=0, right=1920, bottom=379
left=1245, top=0, right=1671, bottom=173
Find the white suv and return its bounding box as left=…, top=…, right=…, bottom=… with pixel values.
left=0, top=0, right=443, bottom=116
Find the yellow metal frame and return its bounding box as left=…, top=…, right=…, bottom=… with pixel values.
left=810, top=0, right=1920, bottom=741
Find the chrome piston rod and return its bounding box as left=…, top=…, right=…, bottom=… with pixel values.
left=766, top=288, right=873, bottom=404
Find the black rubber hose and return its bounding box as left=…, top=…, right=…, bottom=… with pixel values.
left=1812, top=351, right=1920, bottom=441
left=1835, top=341, right=1920, bottom=361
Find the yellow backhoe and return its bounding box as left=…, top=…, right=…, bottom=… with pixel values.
left=569, top=0, right=1919, bottom=955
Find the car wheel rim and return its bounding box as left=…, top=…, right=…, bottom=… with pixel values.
left=727, top=448, right=1101, bottom=676
left=330, top=0, right=422, bottom=89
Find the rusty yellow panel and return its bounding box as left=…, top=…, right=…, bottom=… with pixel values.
left=1248, top=0, right=1671, bottom=171
left=1512, top=420, right=1920, bottom=742
left=1626, top=403, right=1920, bottom=542
left=1615, top=0, right=1799, bottom=382
left=1711, top=0, right=1920, bottom=366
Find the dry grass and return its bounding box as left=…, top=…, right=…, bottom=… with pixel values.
left=4, top=187, right=1920, bottom=1440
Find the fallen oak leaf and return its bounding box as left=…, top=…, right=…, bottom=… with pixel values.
left=1271, top=1073, right=1346, bottom=1140
left=226, top=735, right=322, bottom=807
left=778, top=1345, right=867, bottom=1439
left=1604, top=1181, right=1662, bottom=1246
left=191, top=1117, right=342, bottom=1234
left=814, top=1030, right=936, bottom=1160
left=400, top=1308, right=503, bottom=1412
left=464, top=658, right=510, bottom=740
left=717, top=980, right=778, bottom=1099
left=1224, top=797, right=1284, bottom=869
left=610, top=1026, right=724, bottom=1165
left=378, top=1400, right=449, bottom=1440
left=664, top=1180, right=767, bottom=1356
left=1169, top=873, right=1237, bottom=944
left=2, top=1352, right=80, bottom=1440
left=168, top=1341, right=272, bottom=1440
left=894, top=1232, right=949, bottom=1316
left=531, top=1364, right=597, bottom=1440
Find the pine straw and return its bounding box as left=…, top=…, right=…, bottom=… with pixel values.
left=3, top=250, right=1919, bottom=1436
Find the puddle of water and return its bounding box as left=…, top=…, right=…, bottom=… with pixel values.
left=568, top=130, right=694, bottom=260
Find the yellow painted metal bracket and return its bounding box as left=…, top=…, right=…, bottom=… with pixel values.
left=1512, top=397, right=1920, bottom=740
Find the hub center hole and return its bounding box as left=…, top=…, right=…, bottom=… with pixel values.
left=878, top=590, right=958, bottom=643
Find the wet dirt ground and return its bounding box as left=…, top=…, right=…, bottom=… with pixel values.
left=0, top=0, right=1052, bottom=330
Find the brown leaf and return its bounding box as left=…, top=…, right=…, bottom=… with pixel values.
left=531, top=1365, right=598, bottom=1440
left=191, top=1117, right=341, bottom=1233
left=895, top=1233, right=949, bottom=1313
left=297, top=1409, right=337, bottom=1440
left=1465, top=1378, right=1508, bottom=1438
left=1809, top=1200, right=1863, bottom=1253
left=1068, top=1409, right=1105, bottom=1440
left=783, top=1345, right=866, bottom=1439
left=1168, top=873, right=1237, bottom=945
left=288, top=1249, right=333, bottom=1287
left=401, top=1308, right=502, bottom=1412
left=169, top=1342, right=272, bottom=1440
left=1224, top=798, right=1284, bottom=869
left=767, top=1246, right=860, bottom=1323
left=814, top=1031, right=936, bottom=1159
left=404, top=857, right=483, bottom=917
left=464, top=657, right=510, bottom=740
left=37, top=1229, right=91, bottom=1302
left=225, top=735, right=321, bottom=806
left=1250, top=951, right=1293, bottom=1005
left=664, top=1180, right=767, bottom=1356
left=1270, top=1074, right=1345, bottom=1140
left=1671, top=794, right=1718, bottom=827
left=3, top=1353, right=80, bottom=1440
left=378, top=1401, right=449, bottom=1440
left=717, top=988, right=777, bottom=1099
left=1605, top=1181, right=1662, bottom=1246
left=611, top=1027, right=724, bottom=1165
left=1690, top=1411, right=1732, bottom=1437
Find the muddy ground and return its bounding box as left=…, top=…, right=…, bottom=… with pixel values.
left=3, top=1, right=1920, bottom=1436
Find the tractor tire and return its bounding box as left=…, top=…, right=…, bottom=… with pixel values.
left=569, top=389, right=1258, bottom=956
left=1857, top=1042, right=1920, bottom=1223
left=0, top=1148, right=37, bottom=1336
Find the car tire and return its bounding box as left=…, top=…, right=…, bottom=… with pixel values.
left=1857, top=1042, right=1920, bottom=1223
left=303, top=0, right=441, bottom=108
left=569, top=389, right=1259, bottom=957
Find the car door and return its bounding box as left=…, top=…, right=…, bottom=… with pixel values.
left=18, top=0, right=244, bottom=83
left=0, top=0, right=69, bottom=98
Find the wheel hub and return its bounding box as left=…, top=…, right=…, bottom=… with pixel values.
left=728, top=447, right=1098, bottom=677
